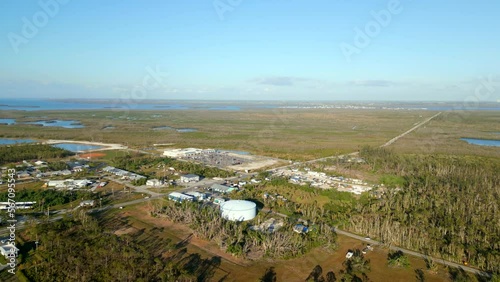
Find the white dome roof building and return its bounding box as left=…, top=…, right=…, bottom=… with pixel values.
left=220, top=200, right=257, bottom=221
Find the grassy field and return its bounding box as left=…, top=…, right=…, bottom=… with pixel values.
left=98, top=202, right=461, bottom=282
left=0, top=109, right=440, bottom=160
left=391, top=111, right=500, bottom=158
left=2, top=109, right=497, bottom=160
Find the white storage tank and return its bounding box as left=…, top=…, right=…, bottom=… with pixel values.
left=220, top=200, right=256, bottom=221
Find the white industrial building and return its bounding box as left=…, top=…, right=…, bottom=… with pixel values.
left=184, top=191, right=206, bottom=201
left=168, top=192, right=194, bottom=202
left=211, top=183, right=238, bottom=194
left=220, top=200, right=256, bottom=221
left=163, top=148, right=215, bottom=158
left=0, top=201, right=36, bottom=210
left=180, top=174, right=200, bottom=183
left=146, top=179, right=163, bottom=186
left=46, top=179, right=91, bottom=189
left=0, top=243, right=18, bottom=259
left=102, top=166, right=145, bottom=181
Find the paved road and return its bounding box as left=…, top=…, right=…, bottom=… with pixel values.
left=103, top=176, right=163, bottom=197
left=270, top=112, right=442, bottom=172
left=261, top=208, right=490, bottom=277
left=13, top=111, right=488, bottom=277
left=332, top=228, right=490, bottom=278
left=381, top=112, right=442, bottom=147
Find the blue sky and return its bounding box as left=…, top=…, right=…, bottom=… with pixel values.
left=0, top=0, right=499, bottom=101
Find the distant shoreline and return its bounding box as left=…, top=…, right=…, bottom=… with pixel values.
left=0, top=98, right=498, bottom=112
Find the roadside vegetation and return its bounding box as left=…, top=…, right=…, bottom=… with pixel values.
left=346, top=146, right=500, bottom=273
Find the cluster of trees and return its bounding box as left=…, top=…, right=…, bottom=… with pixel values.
left=387, top=250, right=410, bottom=268
left=110, top=155, right=234, bottom=178
left=305, top=265, right=337, bottom=282
left=0, top=144, right=73, bottom=165
left=154, top=201, right=336, bottom=259
left=0, top=189, right=90, bottom=210
left=350, top=146, right=500, bottom=273
left=21, top=213, right=222, bottom=281
left=239, top=177, right=360, bottom=227
left=302, top=250, right=371, bottom=282
left=46, top=161, right=70, bottom=171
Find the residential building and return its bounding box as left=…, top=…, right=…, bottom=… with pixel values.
left=146, top=179, right=163, bottom=187
left=293, top=224, right=309, bottom=234
left=0, top=244, right=18, bottom=259
left=79, top=200, right=95, bottom=207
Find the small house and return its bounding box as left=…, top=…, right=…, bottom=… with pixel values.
left=79, top=200, right=95, bottom=207
left=213, top=197, right=225, bottom=205
left=146, top=179, right=163, bottom=187
left=293, top=224, right=309, bottom=234
left=0, top=244, right=18, bottom=259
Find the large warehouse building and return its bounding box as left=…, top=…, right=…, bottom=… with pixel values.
left=220, top=200, right=256, bottom=221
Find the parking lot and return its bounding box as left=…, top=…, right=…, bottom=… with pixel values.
left=183, top=151, right=250, bottom=168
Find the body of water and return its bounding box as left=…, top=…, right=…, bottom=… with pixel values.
left=176, top=128, right=197, bottom=132
left=209, top=106, right=241, bottom=111
left=0, top=138, right=36, bottom=145
left=1, top=99, right=498, bottom=112
left=26, top=120, right=84, bottom=128
left=461, top=138, right=500, bottom=147
left=52, top=143, right=103, bottom=152
left=0, top=118, right=16, bottom=125
left=152, top=126, right=174, bottom=130
left=152, top=126, right=197, bottom=132
left=0, top=99, right=240, bottom=111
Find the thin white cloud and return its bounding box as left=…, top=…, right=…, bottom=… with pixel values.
left=250, top=76, right=311, bottom=86
left=348, top=80, right=396, bottom=87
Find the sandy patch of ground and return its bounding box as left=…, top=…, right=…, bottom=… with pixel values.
left=128, top=204, right=249, bottom=267
left=228, top=158, right=280, bottom=171
left=78, top=152, right=106, bottom=158
left=114, top=226, right=138, bottom=235
left=111, top=203, right=450, bottom=282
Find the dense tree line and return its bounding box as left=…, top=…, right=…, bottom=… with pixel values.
left=154, top=201, right=337, bottom=259
left=110, top=155, right=234, bottom=178
left=0, top=144, right=73, bottom=165
left=21, top=213, right=222, bottom=281
left=349, top=146, right=500, bottom=273
left=239, top=177, right=360, bottom=227
left=0, top=189, right=90, bottom=209
left=304, top=250, right=370, bottom=282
